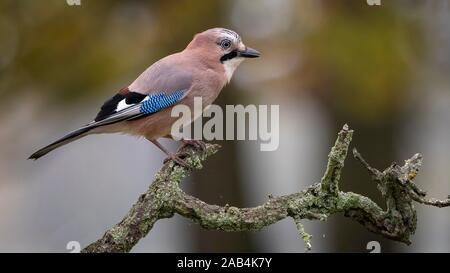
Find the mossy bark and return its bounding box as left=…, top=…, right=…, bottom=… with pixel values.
left=82, top=125, right=450, bottom=253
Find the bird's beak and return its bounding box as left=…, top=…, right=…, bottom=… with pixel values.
left=238, top=47, right=261, bottom=58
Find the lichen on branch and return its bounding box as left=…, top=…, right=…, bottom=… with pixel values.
left=82, top=125, right=450, bottom=253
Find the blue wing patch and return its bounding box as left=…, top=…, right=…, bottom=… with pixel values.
left=87, top=90, right=186, bottom=128
left=139, top=90, right=185, bottom=114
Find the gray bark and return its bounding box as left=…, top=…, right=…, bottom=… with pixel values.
left=82, top=125, right=450, bottom=253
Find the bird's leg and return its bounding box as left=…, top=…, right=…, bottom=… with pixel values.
left=150, top=139, right=191, bottom=168
left=180, top=139, right=207, bottom=151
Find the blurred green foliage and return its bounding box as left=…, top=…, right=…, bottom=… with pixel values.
left=0, top=0, right=222, bottom=103
left=0, top=0, right=445, bottom=253
left=0, top=0, right=426, bottom=123
left=302, top=2, right=424, bottom=122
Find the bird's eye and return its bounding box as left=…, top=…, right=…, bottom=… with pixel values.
left=220, top=39, right=232, bottom=50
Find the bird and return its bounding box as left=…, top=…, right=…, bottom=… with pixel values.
left=29, top=28, right=260, bottom=167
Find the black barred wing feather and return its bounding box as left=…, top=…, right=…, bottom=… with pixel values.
left=91, top=90, right=186, bottom=128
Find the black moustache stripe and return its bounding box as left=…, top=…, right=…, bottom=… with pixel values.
left=220, top=50, right=238, bottom=63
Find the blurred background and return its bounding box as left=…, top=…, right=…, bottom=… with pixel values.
left=0, top=0, right=449, bottom=252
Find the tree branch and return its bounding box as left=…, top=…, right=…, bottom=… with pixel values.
left=82, top=125, right=450, bottom=253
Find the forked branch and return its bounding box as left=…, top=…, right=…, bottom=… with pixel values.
left=82, top=125, right=450, bottom=253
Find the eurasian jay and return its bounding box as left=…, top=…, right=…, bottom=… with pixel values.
left=29, top=28, right=260, bottom=167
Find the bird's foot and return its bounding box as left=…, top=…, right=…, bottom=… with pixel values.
left=180, top=139, right=207, bottom=152
left=163, top=153, right=191, bottom=169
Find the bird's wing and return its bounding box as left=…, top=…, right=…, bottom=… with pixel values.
left=28, top=56, right=193, bottom=160
left=94, top=57, right=193, bottom=124
left=92, top=88, right=187, bottom=126
left=28, top=88, right=189, bottom=160
left=91, top=67, right=192, bottom=130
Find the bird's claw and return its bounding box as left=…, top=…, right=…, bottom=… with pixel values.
left=163, top=153, right=192, bottom=169
left=181, top=139, right=207, bottom=152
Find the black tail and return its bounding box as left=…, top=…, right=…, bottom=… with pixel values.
left=28, top=126, right=94, bottom=160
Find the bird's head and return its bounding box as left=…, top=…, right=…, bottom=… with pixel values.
left=186, top=28, right=260, bottom=82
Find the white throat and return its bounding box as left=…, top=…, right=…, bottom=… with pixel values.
left=223, top=57, right=244, bottom=83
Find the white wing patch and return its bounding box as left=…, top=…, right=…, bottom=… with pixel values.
left=116, top=99, right=133, bottom=112
left=115, top=96, right=150, bottom=112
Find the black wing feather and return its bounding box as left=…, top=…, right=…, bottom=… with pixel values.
left=94, top=94, right=126, bottom=122
left=94, top=92, right=147, bottom=122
